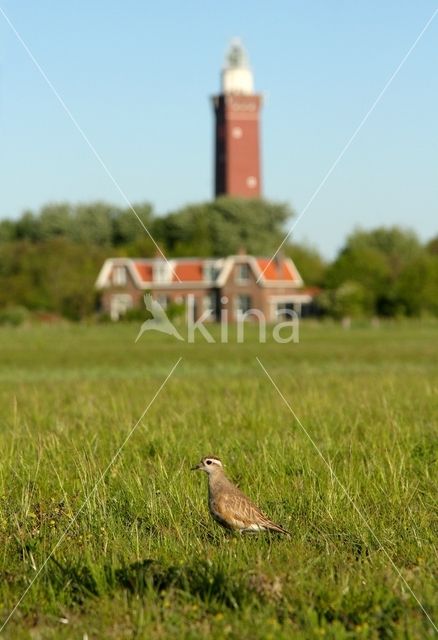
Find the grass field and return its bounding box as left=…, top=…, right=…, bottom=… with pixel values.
left=0, top=321, right=437, bottom=639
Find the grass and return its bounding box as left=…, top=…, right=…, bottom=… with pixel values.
left=0, top=320, right=437, bottom=638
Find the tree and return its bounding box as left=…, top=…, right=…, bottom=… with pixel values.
left=70, top=202, right=114, bottom=245
left=39, top=203, right=72, bottom=239
left=395, top=254, right=438, bottom=316
left=285, top=243, right=326, bottom=286
left=318, top=281, right=373, bottom=319
left=0, top=219, right=16, bottom=242
left=112, top=203, right=154, bottom=246
left=156, top=197, right=293, bottom=257
left=325, top=227, right=428, bottom=316
left=0, top=239, right=111, bottom=319
left=426, top=236, right=438, bottom=255
left=325, top=246, right=390, bottom=310
left=15, top=211, right=42, bottom=241
left=346, top=227, right=422, bottom=279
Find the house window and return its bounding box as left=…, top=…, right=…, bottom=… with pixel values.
left=113, top=266, right=127, bottom=286
left=276, top=301, right=301, bottom=320
left=235, top=263, right=250, bottom=284
left=235, top=294, right=252, bottom=316
left=153, top=261, right=172, bottom=283
left=203, top=262, right=218, bottom=282
left=203, top=292, right=216, bottom=316
left=110, top=293, right=132, bottom=321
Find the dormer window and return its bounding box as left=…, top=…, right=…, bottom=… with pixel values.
left=235, top=263, right=250, bottom=284
left=113, top=266, right=127, bottom=286
left=203, top=262, right=218, bottom=282
left=153, top=260, right=172, bottom=283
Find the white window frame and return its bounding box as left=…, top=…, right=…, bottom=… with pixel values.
left=113, top=266, right=127, bottom=286
left=235, top=263, right=251, bottom=284
left=153, top=261, right=172, bottom=284
left=203, top=262, right=217, bottom=282
left=110, top=293, right=133, bottom=321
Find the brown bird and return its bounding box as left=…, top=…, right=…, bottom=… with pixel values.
left=191, top=455, right=289, bottom=535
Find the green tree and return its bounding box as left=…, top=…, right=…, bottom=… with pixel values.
left=15, top=210, right=42, bottom=241
left=325, top=227, right=428, bottom=316
left=319, top=281, right=373, bottom=319
left=39, top=203, right=72, bottom=239
left=286, top=242, right=326, bottom=285
left=0, top=219, right=16, bottom=242
left=325, top=246, right=390, bottom=310
left=112, top=203, right=154, bottom=245
left=71, top=202, right=114, bottom=245
left=426, top=235, right=438, bottom=255
left=395, top=254, right=438, bottom=316
left=0, top=239, right=111, bottom=319
left=346, top=227, right=422, bottom=278
left=156, top=197, right=293, bottom=257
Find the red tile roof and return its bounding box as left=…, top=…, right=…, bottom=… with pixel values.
left=172, top=262, right=204, bottom=282
left=130, top=257, right=298, bottom=285
left=133, top=262, right=153, bottom=282
left=256, top=258, right=296, bottom=281
left=132, top=260, right=205, bottom=283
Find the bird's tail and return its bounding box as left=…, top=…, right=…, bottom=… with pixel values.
left=266, top=521, right=290, bottom=536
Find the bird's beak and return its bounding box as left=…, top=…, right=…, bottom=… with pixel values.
left=191, top=463, right=201, bottom=471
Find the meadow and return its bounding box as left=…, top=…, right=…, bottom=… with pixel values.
left=0, top=321, right=437, bottom=639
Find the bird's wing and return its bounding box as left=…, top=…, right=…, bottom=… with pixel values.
left=217, top=491, right=288, bottom=533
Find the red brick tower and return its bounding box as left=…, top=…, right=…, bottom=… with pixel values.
left=213, top=40, right=262, bottom=198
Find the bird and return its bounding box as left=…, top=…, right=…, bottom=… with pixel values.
left=135, top=293, right=184, bottom=342
left=191, top=455, right=290, bottom=535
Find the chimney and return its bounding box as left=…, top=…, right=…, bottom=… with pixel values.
left=274, top=251, right=284, bottom=276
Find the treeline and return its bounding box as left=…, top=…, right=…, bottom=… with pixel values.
left=0, top=198, right=436, bottom=320
left=322, top=228, right=438, bottom=318
left=0, top=199, right=291, bottom=256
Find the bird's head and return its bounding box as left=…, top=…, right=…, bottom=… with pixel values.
left=191, top=456, right=223, bottom=474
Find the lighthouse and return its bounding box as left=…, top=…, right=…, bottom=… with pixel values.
left=212, top=39, right=262, bottom=198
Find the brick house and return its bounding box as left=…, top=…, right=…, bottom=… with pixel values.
left=95, top=253, right=315, bottom=321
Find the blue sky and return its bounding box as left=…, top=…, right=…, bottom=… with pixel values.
left=0, top=1, right=437, bottom=257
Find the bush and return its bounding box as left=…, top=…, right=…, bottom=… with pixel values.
left=121, top=307, right=150, bottom=322
left=0, top=305, right=30, bottom=326
left=317, top=282, right=372, bottom=319
left=166, top=301, right=186, bottom=321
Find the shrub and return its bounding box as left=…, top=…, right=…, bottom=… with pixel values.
left=0, top=305, right=30, bottom=326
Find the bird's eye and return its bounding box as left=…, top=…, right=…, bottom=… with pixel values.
left=206, top=460, right=212, bottom=465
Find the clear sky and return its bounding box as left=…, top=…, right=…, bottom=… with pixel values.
left=0, top=1, right=437, bottom=258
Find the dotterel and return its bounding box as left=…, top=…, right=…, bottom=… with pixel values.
left=191, top=455, right=289, bottom=535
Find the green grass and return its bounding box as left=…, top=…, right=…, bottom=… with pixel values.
left=0, top=321, right=437, bottom=639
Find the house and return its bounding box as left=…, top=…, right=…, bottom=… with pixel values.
left=95, top=253, right=315, bottom=322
